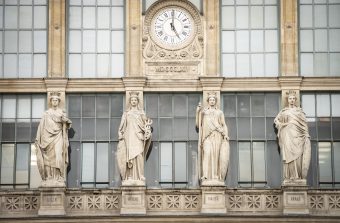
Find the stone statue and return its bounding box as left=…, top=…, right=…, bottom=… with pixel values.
left=117, top=92, right=152, bottom=186
left=274, top=90, right=311, bottom=185
left=196, top=92, right=230, bottom=186
left=35, top=92, right=72, bottom=187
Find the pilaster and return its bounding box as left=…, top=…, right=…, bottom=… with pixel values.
left=48, top=0, right=66, bottom=78
left=280, top=0, right=298, bottom=76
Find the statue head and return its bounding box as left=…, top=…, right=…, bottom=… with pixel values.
left=49, top=92, right=61, bottom=108
left=207, top=92, right=217, bottom=107
left=128, top=91, right=140, bottom=109
left=286, top=90, right=297, bottom=107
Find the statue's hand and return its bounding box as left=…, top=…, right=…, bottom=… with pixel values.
left=196, top=102, right=202, bottom=113
left=118, top=132, right=123, bottom=140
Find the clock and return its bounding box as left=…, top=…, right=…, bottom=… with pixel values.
left=150, top=7, right=196, bottom=50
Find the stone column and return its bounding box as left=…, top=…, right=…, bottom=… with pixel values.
left=126, top=0, right=142, bottom=76
left=282, top=186, right=309, bottom=215
left=38, top=187, right=66, bottom=216
left=280, top=0, right=298, bottom=76
left=48, top=0, right=66, bottom=78
left=204, top=0, right=220, bottom=76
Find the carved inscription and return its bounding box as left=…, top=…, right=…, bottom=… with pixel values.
left=124, top=195, right=141, bottom=205
left=146, top=62, right=199, bottom=75
left=155, top=66, right=189, bottom=73
left=204, top=194, right=222, bottom=205
left=287, top=193, right=305, bottom=205
left=43, top=195, right=61, bottom=205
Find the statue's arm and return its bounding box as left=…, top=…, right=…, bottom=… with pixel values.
left=219, top=111, right=229, bottom=140
left=118, top=112, right=127, bottom=140
left=195, top=103, right=202, bottom=132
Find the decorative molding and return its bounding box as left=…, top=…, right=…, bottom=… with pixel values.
left=222, top=78, right=281, bottom=92
left=66, top=79, right=125, bottom=92
left=0, top=79, right=46, bottom=93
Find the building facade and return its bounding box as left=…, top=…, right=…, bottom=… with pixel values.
left=0, top=0, right=340, bottom=222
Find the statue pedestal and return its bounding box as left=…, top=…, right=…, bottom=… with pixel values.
left=120, top=186, right=146, bottom=215
left=282, top=183, right=309, bottom=215
left=38, top=187, right=66, bottom=216
left=201, top=186, right=227, bottom=214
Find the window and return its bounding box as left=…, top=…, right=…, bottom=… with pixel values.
left=222, top=93, right=281, bottom=188
left=299, top=0, right=340, bottom=76
left=68, top=0, right=125, bottom=78
left=67, top=94, right=124, bottom=188
left=301, top=93, right=340, bottom=187
left=221, top=0, right=279, bottom=77
left=0, top=0, right=48, bottom=78
left=144, top=93, right=200, bottom=188
left=143, top=0, right=202, bottom=13
left=0, top=94, right=46, bottom=188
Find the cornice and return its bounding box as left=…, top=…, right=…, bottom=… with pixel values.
left=301, top=77, right=340, bottom=91
left=122, top=76, right=147, bottom=89
left=199, top=76, right=224, bottom=90
left=144, top=77, right=201, bottom=92
left=45, top=78, right=68, bottom=91
left=0, top=79, right=46, bottom=93
left=221, top=77, right=281, bottom=92
left=278, top=76, right=302, bottom=89
left=66, top=78, right=125, bottom=92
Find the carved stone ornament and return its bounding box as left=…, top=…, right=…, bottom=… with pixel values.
left=274, top=90, right=311, bottom=186
left=143, top=0, right=204, bottom=77
left=35, top=92, right=72, bottom=187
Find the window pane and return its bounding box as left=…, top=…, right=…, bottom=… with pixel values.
left=236, top=6, right=249, bottom=28
left=300, top=5, right=313, bottom=28
left=223, top=95, right=236, bottom=117
left=173, top=118, right=188, bottom=140
left=314, top=5, right=327, bottom=28
left=68, top=54, right=81, bottom=78
left=302, top=94, right=315, bottom=117
left=329, top=29, right=340, bottom=52
left=300, top=30, right=313, bottom=52
left=20, top=6, right=32, bottom=28
left=239, top=142, right=251, bottom=182
left=334, top=142, right=340, bottom=182
left=314, top=30, right=328, bottom=52
left=317, top=117, right=331, bottom=140
left=83, top=54, right=96, bottom=77
left=265, top=30, right=278, bottom=52
left=160, top=118, right=172, bottom=140
left=18, top=96, right=31, bottom=118
left=111, top=7, right=124, bottom=29
left=332, top=94, right=340, bottom=116
left=96, top=118, right=110, bottom=140
left=159, top=95, right=172, bottom=117
left=68, top=96, right=81, bottom=117
left=252, top=117, right=265, bottom=139
left=97, top=7, right=110, bottom=28
left=33, top=54, right=46, bottom=77
left=318, top=142, right=332, bottom=182
left=222, top=54, right=235, bottom=77
left=69, top=31, right=81, bottom=53
left=238, top=95, right=250, bottom=117
left=238, top=117, right=251, bottom=139
left=329, top=5, right=340, bottom=27
left=111, top=94, right=124, bottom=117
left=69, top=7, right=81, bottom=28
left=19, top=31, right=32, bottom=52
left=264, top=6, right=277, bottom=28
left=265, top=53, right=278, bottom=76
left=3, top=96, right=16, bottom=119
left=253, top=142, right=265, bottom=181
left=83, top=7, right=95, bottom=28
left=111, top=54, right=124, bottom=77
left=32, top=95, right=45, bottom=119
left=34, top=31, right=47, bottom=53
left=82, top=143, right=95, bottom=184
left=1, top=144, right=15, bottom=186
left=300, top=53, right=313, bottom=76
left=222, top=6, right=234, bottom=29
left=317, top=94, right=330, bottom=116
left=96, top=143, right=109, bottom=183
left=97, top=31, right=110, bottom=53
left=5, top=6, right=17, bottom=29
left=237, top=54, right=250, bottom=76
left=175, top=142, right=187, bottom=182
left=251, top=95, right=265, bottom=116
left=5, top=31, right=18, bottom=53
left=34, top=6, right=46, bottom=28
left=2, top=123, right=15, bottom=141
left=173, top=95, right=187, bottom=117
left=83, top=96, right=96, bottom=117
left=265, top=94, right=279, bottom=117
left=19, top=54, right=32, bottom=78
left=97, top=54, right=110, bottom=77
left=30, top=144, right=42, bottom=188
left=236, top=31, right=249, bottom=52
left=83, top=31, right=96, bottom=52
left=96, top=96, right=110, bottom=118
left=222, top=31, right=235, bottom=52
left=82, top=118, right=95, bottom=140
left=160, top=143, right=172, bottom=182
left=111, top=31, right=124, bottom=53
left=16, top=144, right=29, bottom=185
left=251, top=31, right=264, bottom=52
left=251, top=6, right=263, bottom=28
left=330, top=53, right=340, bottom=76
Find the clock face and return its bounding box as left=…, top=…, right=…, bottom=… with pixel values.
left=151, top=7, right=195, bottom=49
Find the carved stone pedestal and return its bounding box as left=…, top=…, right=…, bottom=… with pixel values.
left=120, top=186, right=146, bottom=215
left=283, top=184, right=309, bottom=215
left=201, top=186, right=226, bottom=214
left=38, top=187, right=66, bottom=216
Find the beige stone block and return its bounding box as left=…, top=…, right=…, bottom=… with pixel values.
left=38, top=187, right=66, bottom=216
left=283, top=187, right=309, bottom=215
left=120, top=186, right=146, bottom=215
left=201, top=186, right=226, bottom=214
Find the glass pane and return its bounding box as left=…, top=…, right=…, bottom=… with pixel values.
left=68, top=96, right=81, bottom=117
left=160, top=143, right=172, bottom=182
left=251, top=95, right=265, bottom=116
left=68, top=54, right=81, bottom=78
left=96, top=96, right=110, bottom=118
left=19, top=54, right=32, bottom=78
left=239, top=142, right=251, bottom=182
left=314, top=53, right=328, bottom=76
left=251, top=6, right=263, bottom=28
left=111, top=54, right=124, bottom=77
left=266, top=117, right=276, bottom=139
left=3, top=96, right=16, bottom=119
left=238, top=95, right=250, bottom=116
left=314, top=5, right=327, bottom=28
left=222, top=6, right=234, bottom=29
left=236, top=30, right=249, bottom=52
left=4, top=55, right=17, bottom=78
left=223, top=95, right=236, bottom=117
left=97, top=30, right=110, bottom=53
left=83, top=7, right=95, bottom=28
left=317, top=117, right=331, bottom=140
left=173, top=95, right=187, bottom=117
left=33, top=54, right=46, bottom=77
left=317, top=94, right=330, bottom=116
left=173, top=118, right=188, bottom=140
left=265, top=30, right=278, bottom=52
left=300, top=5, right=313, bottom=28
left=17, top=121, right=30, bottom=142
left=160, top=118, right=172, bottom=140
left=236, top=6, right=249, bottom=28
left=18, top=96, right=31, bottom=118
left=110, top=118, right=120, bottom=141
left=82, top=96, right=95, bottom=117
left=330, top=53, right=340, bottom=76
left=5, top=6, right=17, bottom=28
left=96, top=118, right=110, bottom=140
left=300, top=30, right=313, bottom=52
left=251, top=54, right=264, bottom=77
left=83, top=31, right=96, bottom=52
left=175, top=142, right=187, bottom=182
left=33, top=31, right=46, bottom=53
left=265, top=53, right=278, bottom=77
left=111, top=94, right=123, bottom=117
left=97, top=54, right=110, bottom=77
left=145, top=94, right=158, bottom=118
left=222, top=31, right=235, bottom=53
left=251, top=31, right=264, bottom=52
left=253, top=142, right=265, bottom=181
left=69, top=7, right=81, bottom=29
left=300, top=53, right=313, bottom=76
left=5, top=31, right=18, bottom=53
left=1, top=144, right=15, bottom=185
left=314, top=29, right=328, bottom=52
left=237, top=54, right=250, bottom=76
left=334, top=142, right=340, bottom=182
left=318, top=142, right=332, bottom=182
left=96, top=143, right=109, bottom=182
left=30, top=144, right=42, bottom=188
left=332, top=94, right=340, bottom=116
left=265, top=94, right=279, bottom=117
left=97, top=0, right=110, bottom=5
left=70, top=118, right=80, bottom=141
left=19, top=6, right=32, bottom=28
left=238, top=117, right=251, bottom=139
left=82, top=143, right=95, bottom=183
left=19, top=31, right=32, bottom=52
left=111, top=7, right=124, bottom=29
left=34, top=6, right=46, bottom=28
left=111, top=31, right=124, bottom=53
left=264, top=6, right=277, bottom=28
left=329, top=5, right=340, bottom=27
left=97, top=7, right=110, bottom=29
left=222, top=54, right=235, bottom=77
left=188, top=94, right=200, bottom=117
left=2, top=123, right=15, bottom=141
left=16, top=144, right=29, bottom=185
left=69, top=31, right=81, bottom=53
left=82, top=118, right=95, bottom=140
left=252, top=117, right=265, bottom=139
left=333, top=118, right=340, bottom=140
left=159, top=94, right=172, bottom=117
left=83, top=54, right=96, bottom=77
left=301, top=94, right=315, bottom=117
left=32, top=95, right=45, bottom=119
